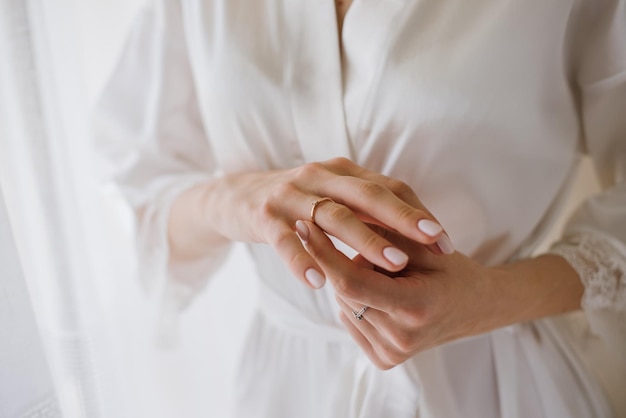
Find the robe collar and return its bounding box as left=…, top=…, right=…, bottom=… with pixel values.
left=283, top=0, right=408, bottom=164
left=283, top=0, right=353, bottom=163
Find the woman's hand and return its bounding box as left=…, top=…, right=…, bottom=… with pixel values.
left=297, top=219, right=493, bottom=369
left=296, top=220, right=583, bottom=369
left=169, top=157, right=452, bottom=289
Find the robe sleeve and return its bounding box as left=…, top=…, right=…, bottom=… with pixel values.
left=549, top=1, right=626, bottom=356
left=93, top=0, right=229, bottom=340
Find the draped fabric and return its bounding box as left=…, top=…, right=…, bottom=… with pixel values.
left=0, top=0, right=120, bottom=416
left=1, top=2, right=250, bottom=416
left=0, top=185, right=60, bottom=418
left=96, top=0, right=626, bottom=417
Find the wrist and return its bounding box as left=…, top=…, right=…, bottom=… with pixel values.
left=486, top=254, right=584, bottom=328
left=169, top=179, right=230, bottom=262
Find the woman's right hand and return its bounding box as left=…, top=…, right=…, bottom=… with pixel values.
left=169, top=157, right=453, bottom=289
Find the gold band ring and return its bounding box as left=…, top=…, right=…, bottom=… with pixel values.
left=310, top=197, right=335, bottom=224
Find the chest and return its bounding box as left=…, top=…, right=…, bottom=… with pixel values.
left=187, top=1, right=575, bottom=160
left=183, top=0, right=581, bottom=261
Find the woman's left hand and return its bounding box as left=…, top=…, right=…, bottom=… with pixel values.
left=295, top=219, right=502, bottom=370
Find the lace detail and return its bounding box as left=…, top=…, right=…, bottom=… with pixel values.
left=551, top=233, right=626, bottom=312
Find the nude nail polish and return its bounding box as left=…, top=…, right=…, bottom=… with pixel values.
left=383, top=247, right=409, bottom=266
left=436, top=234, right=455, bottom=255
left=305, top=268, right=325, bottom=288
left=417, top=219, right=443, bottom=237
left=295, top=220, right=309, bottom=242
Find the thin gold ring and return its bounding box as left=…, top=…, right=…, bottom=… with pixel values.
left=310, top=197, right=335, bottom=224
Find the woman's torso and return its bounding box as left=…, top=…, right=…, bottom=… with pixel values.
left=176, top=1, right=613, bottom=416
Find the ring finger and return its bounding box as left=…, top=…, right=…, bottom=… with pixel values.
left=339, top=312, right=392, bottom=370
left=336, top=295, right=405, bottom=367
left=309, top=198, right=410, bottom=272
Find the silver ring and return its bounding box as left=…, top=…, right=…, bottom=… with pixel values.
left=352, top=306, right=368, bottom=321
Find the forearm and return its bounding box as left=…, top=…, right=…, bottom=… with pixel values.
left=488, top=254, right=585, bottom=328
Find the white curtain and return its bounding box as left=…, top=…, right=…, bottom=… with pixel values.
left=0, top=0, right=126, bottom=416
left=0, top=183, right=60, bottom=417
left=0, top=1, right=256, bottom=417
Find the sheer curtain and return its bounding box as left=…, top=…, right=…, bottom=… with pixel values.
left=1, top=1, right=256, bottom=417
left=0, top=0, right=126, bottom=416
left=0, top=185, right=60, bottom=417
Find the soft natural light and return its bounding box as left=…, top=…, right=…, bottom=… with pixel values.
left=1, top=1, right=623, bottom=418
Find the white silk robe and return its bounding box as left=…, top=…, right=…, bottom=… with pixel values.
left=96, top=0, right=626, bottom=417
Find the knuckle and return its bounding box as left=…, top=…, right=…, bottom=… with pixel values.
left=359, top=181, right=387, bottom=199
left=271, top=228, right=294, bottom=249
left=333, top=277, right=359, bottom=299
left=395, top=305, right=426, bottom=326
left=273, top=182, right=297, bottom=199
left=362, top=231, right=385, bottom=252
left=389, top=328, right=415, bottom=353
left=380, top=347, right=403, bottom=370
left=296, top=162, right=324, bottom=181
left=367, top=223, right=389, bottom=239
left=257, top=199, right=276, bottom=223
left=325, top=204, right=354, bottom=224
left=381, top=346, right=405, bottom=367
left=388, top=179, right=416, bottom=201
left=287, top=247, right=310, bottom=267
left=327, top=157, right=352, bottom=169
left=395, top=204, right=419, bottom=223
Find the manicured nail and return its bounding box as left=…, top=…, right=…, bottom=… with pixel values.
left=295, top=220, right=309, bottom=242
left=305, top=268, right=325, bottom=288
left=418, top=219, right=443, bottom=237
left=436, top=234, right=455, bottom=255
left=383, top=247, right=409, bottom=266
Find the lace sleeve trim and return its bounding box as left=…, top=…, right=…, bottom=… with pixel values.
left=550, top=232, right=626, bottom=312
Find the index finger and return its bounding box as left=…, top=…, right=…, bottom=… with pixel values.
left=324, top=158, right=423, bottom=208
left=297, top=220, right=405, bottom=312
left=318, top=159, right=453, bottom=252
left=317, top=175, right=446, bottom=247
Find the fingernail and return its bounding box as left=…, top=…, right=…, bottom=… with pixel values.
left=305, top=268, right=325, bottom=288
left=383, top=247, right=409, bottom=266
left=295, top=220, right=309, bottom=242
left=418, top=219, right=443, bottom=237
left=436, top=234, right=455, bottom=255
